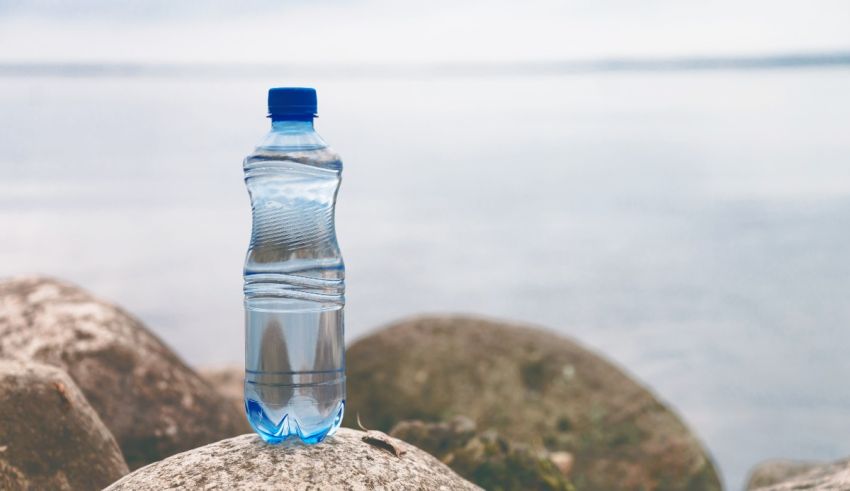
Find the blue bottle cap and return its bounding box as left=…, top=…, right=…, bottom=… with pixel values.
left=268, top=87, right=317, bottom=118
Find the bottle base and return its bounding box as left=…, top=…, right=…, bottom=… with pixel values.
left=245, top=398, right=345, bottom=445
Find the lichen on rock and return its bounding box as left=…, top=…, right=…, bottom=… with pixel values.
left=391, top=416, right=574, bottom=491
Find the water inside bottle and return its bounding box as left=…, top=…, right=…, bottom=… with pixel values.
left=245, top=298, right=345, bottom=444
left=242, top=113, right=345, bottom=445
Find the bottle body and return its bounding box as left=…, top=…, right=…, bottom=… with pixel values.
left=243, top=118, right=345, bottom=444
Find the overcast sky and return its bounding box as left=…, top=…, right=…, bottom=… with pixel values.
left=1, top=0, right=849, bottom=64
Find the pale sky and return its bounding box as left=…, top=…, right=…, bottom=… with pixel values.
left=0, top=0, right=848, bottom=64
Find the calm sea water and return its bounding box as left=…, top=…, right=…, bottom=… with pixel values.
left=2, top=69, right=849, bottom=487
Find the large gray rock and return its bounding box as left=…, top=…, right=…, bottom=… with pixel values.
left=0, top=360, right=129, bottom=490
left=0, top=276, right=245, bottom=468
left=106, top=429, right=481, bottom=490
left=750, top=458, right=850, bottom=490
left=345, top=315, right=721, bottom=491
left=746, top=459, right=825, bottom=489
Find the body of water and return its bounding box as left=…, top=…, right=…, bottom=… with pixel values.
left=2, top=66, right=849, bottom=488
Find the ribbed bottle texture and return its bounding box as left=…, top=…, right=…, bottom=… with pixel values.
left=243, top=120, right=345, bottom=444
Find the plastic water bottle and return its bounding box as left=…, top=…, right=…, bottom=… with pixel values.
left=243, top=87, right=345, bottom=444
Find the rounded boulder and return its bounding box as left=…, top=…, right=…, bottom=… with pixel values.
left=0, top=360, right=129, bottom=490
left=106, top=429, right=481, bottom=490
left=345, top=315, right=721, bottom=491
left=0, top=276, right=246, bottom=468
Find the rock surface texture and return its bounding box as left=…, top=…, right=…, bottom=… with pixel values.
left=749, top=458, right=850, bottom=490
left=0, top=276, right=245, bottom=468
left=106, top=429, right=481, bottom=491
left=345, top=315, right=721, bottom=491
left=391, top=416, right=574, bottom=491
left=0, top=360, right=129, bottom=490
left=746, top=459, right=826, bottom=489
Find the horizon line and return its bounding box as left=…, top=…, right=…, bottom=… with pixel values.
left=1, top=51, right=849, bottom=78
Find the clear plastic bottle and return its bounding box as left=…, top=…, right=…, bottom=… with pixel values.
left=243, top=87, right=345, bottom=444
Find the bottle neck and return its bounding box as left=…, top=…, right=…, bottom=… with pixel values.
left=259, top=116, right=324, bottom=150
left=270, top=117, right=315, bottom=133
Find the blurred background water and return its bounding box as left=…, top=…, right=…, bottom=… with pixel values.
left=3, top=1, right=850, bottom=488
left=3, top=67, right=850, bottom=488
